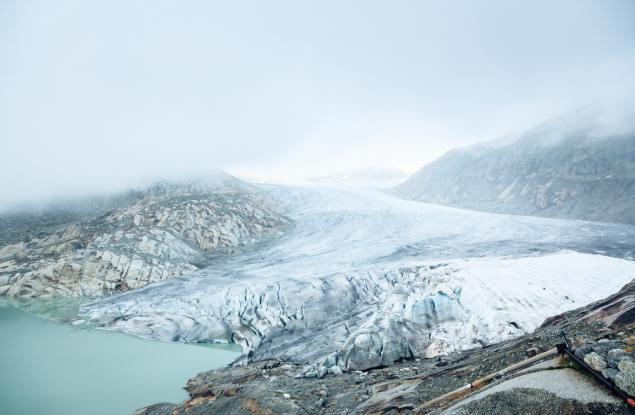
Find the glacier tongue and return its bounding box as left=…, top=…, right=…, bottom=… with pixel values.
left=80, top=184, right=635, bottom=372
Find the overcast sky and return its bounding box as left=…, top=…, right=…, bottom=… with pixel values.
left=1, top=0, right=634, bottom=207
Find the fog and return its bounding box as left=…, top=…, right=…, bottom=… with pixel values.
left=1, top=0, right=634, bottom=209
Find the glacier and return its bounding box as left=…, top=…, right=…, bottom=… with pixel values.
left=80, top=183, right=635, bottom=372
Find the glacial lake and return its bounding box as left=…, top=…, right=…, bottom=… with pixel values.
left=0, top=300, right=240, bottom=415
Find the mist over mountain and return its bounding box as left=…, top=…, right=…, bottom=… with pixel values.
left=3, top=2, right=635, bottom=414
left=0, top=174, right=288, bottom=297
left=306, top=167, right=409, bottom=184
left=396, top=107, right=635, bottom=224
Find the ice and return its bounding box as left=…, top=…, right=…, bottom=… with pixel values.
left=80, top=184, right=635, bottom=371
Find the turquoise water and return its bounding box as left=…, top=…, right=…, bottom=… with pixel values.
left=0, top=301, right=240, bottom=415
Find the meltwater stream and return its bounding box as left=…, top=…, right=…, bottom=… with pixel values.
left=0, top=300, right=240, bottom=415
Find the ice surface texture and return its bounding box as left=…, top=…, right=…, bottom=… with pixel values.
left=81, top=185, right=635, bottom=371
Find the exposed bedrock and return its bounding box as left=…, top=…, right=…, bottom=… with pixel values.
left=0, top=180, right=289, bottom=297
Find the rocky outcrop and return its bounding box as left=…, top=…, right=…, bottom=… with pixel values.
left=0, top=179, right=289, bottom=297
left=396, top=108, right=635, bottom=224
left=0, top=190, right=147, bottom=247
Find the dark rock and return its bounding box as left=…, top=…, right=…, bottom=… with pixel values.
left=134, top=402, right=177, bottom=415
left=592, top=341, right=623, bottom=354
left=607, top=348, right=628, bottom=368
left=574, top=344, right=593, bottom=358
left=526, top=347, right=539, bottom=357
left=608, top=348, right=627, bottom=360
left=602, top=368, right=620, bottom=381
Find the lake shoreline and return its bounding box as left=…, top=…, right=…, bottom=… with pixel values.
left=0, top=301, right=240, bottom=415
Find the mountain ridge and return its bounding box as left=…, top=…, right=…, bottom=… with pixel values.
left=396, top=108, right=635, bottom=224
left=0, top=174, right=290, bottom=297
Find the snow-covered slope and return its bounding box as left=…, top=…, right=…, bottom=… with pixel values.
left=80, top=184, right=635, bottom=372
left=396, top=108, right=635, bottom=224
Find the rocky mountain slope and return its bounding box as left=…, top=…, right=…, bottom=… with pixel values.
left=396, top=108, right=635, bottom=224
left=0, top=190, right=149, bottom=247
left=0, top=176, right=289, bottom=297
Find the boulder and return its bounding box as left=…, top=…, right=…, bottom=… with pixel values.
left=584, top=352, right=607, bottom=372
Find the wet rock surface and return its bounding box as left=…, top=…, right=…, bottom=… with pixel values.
left=0, top=178, right=289, bottom=297
left=137, top=279, right=635, bottom=414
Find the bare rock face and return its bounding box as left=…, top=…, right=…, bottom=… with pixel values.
left=396, top=108, right=635, bottom=224
left=0, top=179, right=289, bottom=297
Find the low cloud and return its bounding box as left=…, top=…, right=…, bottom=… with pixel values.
left=1, top=0, right=634, bottom=210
